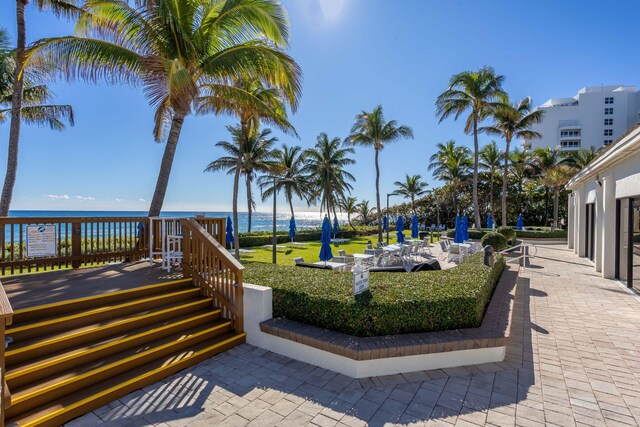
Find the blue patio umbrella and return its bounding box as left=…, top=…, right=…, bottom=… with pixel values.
left=462, top=215, right=469, bottom=241
left=486, top=214, right=493, bottom=229
left=225, top=216, right=234, bottom=247
left=383, top=215, right=388, bottom=232
left=319, top=216, right=333, bottom=263
left=289, top=216, right=296, bottom=241
left=516, top=214, right=524, bottom=230
left=396, top=216, right=405, bottom=243
left=454, top=215, right=463, bottom=243
left=333, top=215, right=340, bottom=238
left=411, top=215, right=419, bottom=239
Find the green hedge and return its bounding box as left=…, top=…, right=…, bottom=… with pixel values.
left=243, top=253, right=506, bottom=337
left=238, top=226, right=380, bottom=247
left=446, top=228, right=567, bottom=240
left=481, top=232, right=508, bottom=251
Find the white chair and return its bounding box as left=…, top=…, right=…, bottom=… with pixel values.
left=166, top=234, right=183, bottom=272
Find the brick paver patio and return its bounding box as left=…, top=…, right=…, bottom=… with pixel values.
left=68, top=243, right=640, bottom=427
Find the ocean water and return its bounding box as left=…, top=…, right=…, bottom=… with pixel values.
left=8, top=210, right=346, bottom=234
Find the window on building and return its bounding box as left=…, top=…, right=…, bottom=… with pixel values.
left=560, top=129, right=581, bottom=138
left=604, top=139, right=613, bottom=146
left=605, top=97, right=614, bottom=104
left=604, top=118, right=613, bottom=126
left=604, top=129, right=613, bottom=136
left=605, top=107, right=614, bottom=115
left=560, top=140, right=581, bottom=148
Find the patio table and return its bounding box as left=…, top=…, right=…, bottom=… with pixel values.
left=312, top=261, right=346, bottom=270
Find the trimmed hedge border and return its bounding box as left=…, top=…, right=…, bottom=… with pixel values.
left=243, top=253, right=506, bottom=337
left=446, top=228, right=567, bottom=240
left=238, top=226, right=381, bottom=247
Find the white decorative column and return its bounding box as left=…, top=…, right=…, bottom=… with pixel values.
left=575, top=186, right=586, bottom=258
left=595, top=181, right=604, bottom=272
left=567, top=193, right=575, bottom=250
left=601, top=174, right=616, bottom=278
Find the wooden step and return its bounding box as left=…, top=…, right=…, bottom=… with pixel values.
left=5, top=299, right=214, bottom=366
left=6, top=321, right=233, bottom=419
left=6, top=332, right=246, bottom=427
left=5, top=287, right=202, bottom=341
left=12, top=278, right=192, bottom=323
left=6, top=309, right=220, bottom=389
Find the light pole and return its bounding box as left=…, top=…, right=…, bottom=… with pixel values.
left=386, top=192, right=397, bottom=245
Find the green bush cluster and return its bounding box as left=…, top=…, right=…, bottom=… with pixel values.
left=496, top=226, right=516, bottom=243
left=446, top=228, right=567, bottom=241
left=243, top=253, right=506, bottom=337
left=480, top=232, right=508, bottom=252
left=238, top=226, right=380, bottom=247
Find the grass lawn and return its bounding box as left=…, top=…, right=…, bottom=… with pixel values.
left=239, top=232, right=441, bottom=265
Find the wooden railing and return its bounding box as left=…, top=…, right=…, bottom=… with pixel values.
left=0, top=217, right=149, bottom=275
left=149, top=217, right=225, bottom=254
left=0, top=281, right=13, bottom=425
left=180, top=218, right=244, bottom=333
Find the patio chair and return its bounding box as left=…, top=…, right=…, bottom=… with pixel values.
left=366, top=242, right=373, bottom=250
left=448, top=244, right=461, bottom=262
left=338, top=250, right=347, bottom=257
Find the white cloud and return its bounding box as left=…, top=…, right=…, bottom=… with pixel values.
left=46, top=194, right=70, bottom=200
left=74, top=195, right=95, bottom=201
left=115, top=198, right=124, bottom=202
left=138, top=198, right=146, bottom=202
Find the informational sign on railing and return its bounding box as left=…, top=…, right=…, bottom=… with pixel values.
left=26, top=224, right=57, bottom=258
left=353, top=270, right=370, bottom=295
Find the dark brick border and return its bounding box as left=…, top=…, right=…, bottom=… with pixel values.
left=260, top=264, right=519, bottom=361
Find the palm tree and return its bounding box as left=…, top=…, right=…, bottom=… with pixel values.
left=533, top=147, right=562, bottom=226
left=338, top=196, right=358, bottom=229
left=305, top=133, right=355, bottom=216
left=205, top=125, right=278, bottom=233
left=436, top=67, right=507, bottom=230
left=356, top=200, right=376, bottom=226
left=27, top=0, right=302, bottom=220
left=509, top=149, right=535, bottom=214
left=561, top=146, right=599, bottom=170
left=258, top=144, right=311, bottom=218
left=393, top=174, right=428, bottom=214
left=347, top=105, right=413, bottom=242
left=481, top=96, right=543, bottom=226
left=542, top=165, right=574, bottom=229
left=428, top=140, right=472, bottom=215
left=1, top=0, right=81, bottom=216
left=479, top=141, right=503, bottom=222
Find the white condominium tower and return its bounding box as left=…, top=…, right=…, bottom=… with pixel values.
left=523, top=85, right=640, bottom=152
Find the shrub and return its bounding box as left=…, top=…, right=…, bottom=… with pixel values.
left=243, top=253, right=506, bottom=337
left=481, top=232, right=508, bottom=252
left=237, top=226, right=380, bottom=248
left=496, top=226, right=516, bottom=243
left=446, top=228, right=567, bottom=241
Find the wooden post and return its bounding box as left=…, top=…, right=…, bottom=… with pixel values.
left=234, top=270, right=244, bottom=334
left=182, top=230, right=191, bottom=280
left=71, top=222, right=81, bottom=269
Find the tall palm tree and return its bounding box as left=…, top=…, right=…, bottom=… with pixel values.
left=533, top=147, right=562, bottom=225
left=479, top=141, right=503, bottom=222
left=393, top=174, right=428, bottom=214
left=356, top=200, right=376, bottom=226
left=338, top=196, right=358, bottom=229
left=509, top=149, right=535, bottom=214
left=1, top=0, right=81, bottom=216
left=436, top=67, right=507, bottom=230
left=428, top=140, right=472, bottom=215
left=346, top=105, right=413, bottom=242
left=542, top=165, right=574, bottom=229
left=481, top=96, right=543, bottom=226
left=305, top=133, right=355, bottom=216
left=27, top=0, right=302, bottom=220
left=258, top=143, right=311, bottom=218
left=561, top=146, right=599, bottom=170
left=204, top=125, right=278, bottom=233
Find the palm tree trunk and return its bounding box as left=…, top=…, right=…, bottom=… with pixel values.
left=553, top=188, right=559, bottom=229
left=0, top=0, right=27, bottom=217
left=246, top=176, right=252, bottom=233
left=148, top=114, right=186, bottom=216
left=501, top=137, right=511, bottom=227
left=288, top=193, right=295, bottom=218
left=374, top=148, right=382, bottom=242
left=411, top=195, right=415, bottom=215
left=472, top=115, right=481, bottom=230
left=231, top=120, right=248, bottom=258
left=544, top=187, right=549, bottom=226
left=489, top=169, right=494, bottom=224
left=347, top=213, right=354, bottom=230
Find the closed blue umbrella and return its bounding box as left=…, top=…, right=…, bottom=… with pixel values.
left=383, top=215, right=388, bottom=232
left=289, top=216, right=296, bottom=242
left=486, top=214, right=493, bottom=229
left=319, top=216, right=333, bottom=263
left=462, top=215, right=469, bottom=241
left=333, top=215, right=339, bottom=238
left=396, top=216, right=405, bottom=243
left=516, top=214, right=524, bottom=230
left=454, top=215, right=463, bottom=243
left=225, top=216, right=234, bottom=247
left=411, top=215, right=419, bottom=239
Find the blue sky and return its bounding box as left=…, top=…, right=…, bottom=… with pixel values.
left=0, top=0, right=638, bottom=212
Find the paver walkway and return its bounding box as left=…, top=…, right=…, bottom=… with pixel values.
left=69, top=243, right=640, bottom=427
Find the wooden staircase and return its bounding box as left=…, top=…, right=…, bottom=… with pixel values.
left=3, top=278, right=246, bottom=427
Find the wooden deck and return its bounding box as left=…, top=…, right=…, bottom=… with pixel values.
left=0, top=261, right=183, bottom=311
